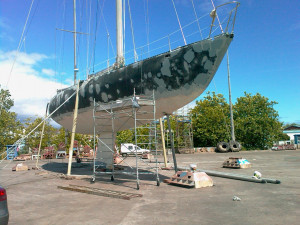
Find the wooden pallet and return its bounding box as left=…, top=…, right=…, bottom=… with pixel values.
left=223, top=157, right=251, bottom=169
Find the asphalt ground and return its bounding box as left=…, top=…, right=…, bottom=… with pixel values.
left=0, top=150, right=299, bottom=225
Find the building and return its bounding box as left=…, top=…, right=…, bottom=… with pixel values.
left=283, top=125, right=300, bottom=144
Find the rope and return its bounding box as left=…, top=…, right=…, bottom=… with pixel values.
left=171, top=0, right=187, bottom=45
left=127, top=0, right=138, bottom=62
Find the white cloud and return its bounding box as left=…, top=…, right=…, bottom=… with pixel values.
left=42, top=68, right=55, bottom=76
left=0, top=50, right=68, bottom=117
left=0, top=50, right=47, bottom=65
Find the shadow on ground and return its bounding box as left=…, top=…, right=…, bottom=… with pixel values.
left=41, top=161, right=171, bottom=189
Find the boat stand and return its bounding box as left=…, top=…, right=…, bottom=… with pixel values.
left=91, top=92, right=160, bottom=190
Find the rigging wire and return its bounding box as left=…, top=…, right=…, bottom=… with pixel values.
left=5, top=0, right=35, bottom=88
left=55, top=28, right=57, bottom=84
left=91, top=0, right=101, bottom=73
left=190, top=0, right=203, bottom=40
left=91, top=6, right=229, bottom=71
left=57, top=0, right=67, bottom=89
left=91, top=12, right=210, bottom=70
left=171, top=0, right=187, bottom=45
left=123, top=0, right=126, bottom=63
left=127, top=0, right=138, bottom=62
left=210, top=0, right=237, bottom=145
left=0, top=0, right=36, bottom=115
left=85, top=0, right=92, bottom=79
left=107, top=34, right=110, bottom=68
left=76, top=0, right=85, bottom=80
left=143, top=0, right=150, bottom=57
left=99, top=0, right=115, bottom=58
left=23, top=0, right=40, bottom=44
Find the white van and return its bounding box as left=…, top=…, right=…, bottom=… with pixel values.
left=120, top=143, right=150, bottom=157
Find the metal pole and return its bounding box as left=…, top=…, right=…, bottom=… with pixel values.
left=134, top=106, right=139, bottom=189
left=67, top=82, right=80, bottom=176
left=73, top=0, right=78, bottom=84
left=227, top=51, right=235, bottom=142
left=116, top=0, right=124, bottom=67
left=36, top=104, right=49, bottom=168
left=93, top=99, right=96, bottom=177
left=111, top=106, right=115, bottom=180
left=166, top=115, right=177, bottom=172
left=159, top=118, right=168, bottom=167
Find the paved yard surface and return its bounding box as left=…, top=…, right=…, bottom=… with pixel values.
left=1, top=150, right=299, bottom=225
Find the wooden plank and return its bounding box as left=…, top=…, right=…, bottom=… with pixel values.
left=57, top=185, right=142, bottom=200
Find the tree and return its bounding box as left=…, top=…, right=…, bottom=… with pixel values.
left=190, top=92, right=230, bottom=147
left=0, top=87, right=23, bottom=153
left=234, top=92, right=283, bottom=150
left=275, top=132, right=290, bottom=141
left=23, top=117, right=57, bottom=150
left=0, top=87, right=14, bottom=113
left=52, top=127, right=68, bottom=148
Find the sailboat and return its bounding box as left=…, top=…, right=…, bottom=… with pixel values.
left=48, top=1, right=240, bottom=134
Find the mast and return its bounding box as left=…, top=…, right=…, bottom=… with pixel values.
left=116, top=0, right=124, bottom=67
left=73, top=0, right=78, bottom=84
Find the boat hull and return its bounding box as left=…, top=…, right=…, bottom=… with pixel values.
left=49, top=33, right=233, bottom=134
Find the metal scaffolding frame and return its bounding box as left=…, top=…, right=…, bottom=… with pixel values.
left=175, top=115, right=194, bottom=150
left=91, top=91, right=160, bottom=190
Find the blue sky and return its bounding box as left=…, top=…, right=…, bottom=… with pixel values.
left=0, top=0, right=299, bottom=124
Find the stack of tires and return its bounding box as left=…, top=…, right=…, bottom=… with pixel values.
left=217, top=141, right=241, bottom=153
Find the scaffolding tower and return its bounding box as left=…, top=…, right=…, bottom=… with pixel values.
left=176, top=115, right=194, bottom=150
left=174, top=105, right=194, bottom=151
left=92, top=91, right=160, bottom=190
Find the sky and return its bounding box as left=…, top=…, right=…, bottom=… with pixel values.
left=0, top=0, right=299, bottom=125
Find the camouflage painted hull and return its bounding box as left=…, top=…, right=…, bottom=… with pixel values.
left=49, top=33, right=233, bottom=134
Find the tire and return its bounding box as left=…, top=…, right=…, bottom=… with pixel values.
left=217, top=142, right=229, bottom=153
left=230, top=141, right=241, bottom=152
